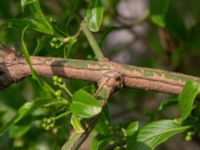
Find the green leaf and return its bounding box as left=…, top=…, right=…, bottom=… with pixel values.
left=158, top=98, right=178, bottom=111
left=28, top=1, right=54, bottom=34
left=87, top=0, right=104, bottom=32
left=19, top=0, right=54, bottom=34
left=70, top=115, right=85, bottom=133
left=94, top=110, right=111, bottom=135
left=126, top=121, right=139, bottom=137
left=21, top=0, right=37, bottom=10
left=178, top=80, right=200, bottom=120
left=127, top=142, right=152, bottom=150
left=0, top=97, right=53, bottom=135
left=149, top=0, right=170, bottom=27
left=21, top=25, right=34, bottom=74
left=9, top=125, right=30, bottom=138
left=91, top=135, right=110, bottom=150
left=33, top=36, right=47, bottom=55
left=165, top=2, right=187, bottom=40
left=70, top=89, right=102, bottom=118
left=64, top=39, right=77, bottom=59
left=21, top=26, right=54, bottom=94
left=130, top=120, right=190, bottom=149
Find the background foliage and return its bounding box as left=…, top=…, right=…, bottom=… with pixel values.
left=1, top=0, right=200, bottom=149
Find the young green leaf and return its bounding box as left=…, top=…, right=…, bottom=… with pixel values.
left=70, top=89, right=102, bottom=118
left=91, top=135, right=110, bottom=150
left=64, top=39, right=77, bottom=59
left=21, top=26, right=54, bottom=94
left=87, top=0, right=104, bottom=32
left=28, top=1, right=54, bottom=34
left=9, top=125, right=30, bottom=138
left=20, top=0, right=54, bottom=34
left=21, top=25, right=35, bottom=74
left=178, top=80, right=200, bottom=120
left=0, top=98, right=54, bottom=135
left=149, top=0, right=170, bottom=27
left=70, top=115, right=85, bottom=133
left=21, top=0, right=37, bottom=10
left=33, top=36, right=47, bottom=55
left=94, top=111, right=111, bottom=135
left=128, top=120, right=190, bottom=149
left=126, top=121, right=139, bottom=137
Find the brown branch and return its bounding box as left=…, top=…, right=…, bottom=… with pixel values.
left=61, top=71, right=123, bottom=150
left=1, top=49, right=200, bottom=94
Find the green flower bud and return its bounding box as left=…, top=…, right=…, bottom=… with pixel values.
left=41, top=123, right=46, bottom=129
left=52, top=76, right=58, bottom=81
left=57, top=77, right=63, bottom=83
left=47, top=119, right=51, bottom=124
left=56, top=96, right=62, bottom=100
left=45, top=126, right=50, bottom=131
left=49, top=123, right=54, bottom=128
left=114, top=146, right=121, bottom=150
left=50, top=37, right=64, bottom=48
left=187, top=132, right=193, bottom=136
left=53, top=81, right=58, bottom=86
left=43, top=118, right=48, bottom=123
left=54, top=90, right=62, bottom=97
left=185, top=135, right=192, bottom=141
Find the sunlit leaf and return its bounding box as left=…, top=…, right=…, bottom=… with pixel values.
left=19, top=0, right=54, bottom=34
left=128, top=120, right=190, bottom=149
left=91, top=135, right=110, bottom=150
left=70, top=115, right=85, bottom=133
left=21, top=26, right=54, bottom=94
left=9, top=125, right=30, bottom=138
left=178, top=80, right=200, bottom=120
left=21, top=0, right=37, bottom=10
left=70, top=89, right=102, bottom=118
left=0, top=98, right=53, bottom=135
left=64, top=39, right=77, bottom=59
left=87, top=0, right=104, bottom=32
left=126, top=121, right=139, bottom=137
left=149, top=0, right=170, bottom=27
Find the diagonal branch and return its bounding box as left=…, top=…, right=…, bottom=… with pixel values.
left=61, top=71, right=123, bottom=150
left=1, top=50, right=200, bottom=94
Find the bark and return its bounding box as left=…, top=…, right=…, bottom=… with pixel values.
left=1, top=49, right=200, bottom=94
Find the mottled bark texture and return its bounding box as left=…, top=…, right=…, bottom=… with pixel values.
left=1, top=49, right=200, bottom=94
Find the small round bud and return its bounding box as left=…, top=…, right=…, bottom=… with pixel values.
left=187, top=132, right=193, bottom=136
left=50, top=42, right=55, bottom=48
left=45, top=126, right=50, bottom=131
left=57, top=77, right=63, bottom=83
left=87, top=55, right=92, bottom=59
left=54, top=90, right=62, bottom=97
left=43, top=118, right=48, bottom=123
left=47, top=119, right=51, bottom=124
left=56, top=96, right=62, bottom=100
left=49, top=123, right=54, bottom=128
left=41, top=123, right=46, bottom=128
left=185, top=135, right=192, bottom=141
left=52, top=76, right=58, bottom=81
left=114, top=146, right=121, bottom=150
left=53, top=81, right=58, bottom=86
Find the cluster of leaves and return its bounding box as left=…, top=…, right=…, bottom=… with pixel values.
left=1, top=0, right=200, bottom=150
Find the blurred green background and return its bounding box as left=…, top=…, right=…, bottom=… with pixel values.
left=1, top=0, right=200, bottom=149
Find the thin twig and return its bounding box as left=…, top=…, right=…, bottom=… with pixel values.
left=81, top=20, right=106, bottom=61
